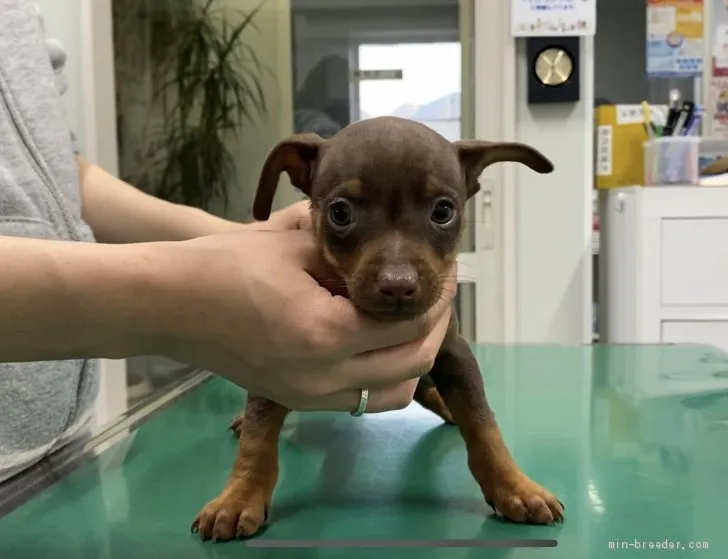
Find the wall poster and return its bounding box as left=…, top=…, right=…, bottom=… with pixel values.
left=511, top=0, right=596, bottom=37
left=646, top=0, right=703, bottom=78
left=712, top=0, right=728, bottom=136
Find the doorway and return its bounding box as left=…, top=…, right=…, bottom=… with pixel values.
left=354, top=41, right=461, bottom=142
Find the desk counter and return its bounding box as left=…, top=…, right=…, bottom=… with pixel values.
left=1, top=344, right=727, bottom=558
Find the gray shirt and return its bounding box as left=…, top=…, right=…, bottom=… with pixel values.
left=0, top=0, right=99, bottom=482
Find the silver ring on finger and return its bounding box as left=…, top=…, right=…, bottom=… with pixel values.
left=350, top=388, right=369, bottom=417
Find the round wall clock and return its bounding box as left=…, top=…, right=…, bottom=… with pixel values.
left=534, top=47, right=574, bottom=87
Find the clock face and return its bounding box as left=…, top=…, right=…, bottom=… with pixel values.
left=534, top=47, right=574, bottom=87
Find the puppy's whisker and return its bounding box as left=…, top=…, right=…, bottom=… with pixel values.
left=444, top=277, right=478, bottom=283
left=433, top=296, right=455, bottom=307
left=430, top=272, right=475, bottom=282
left=438, top=268, right=476, bottom=276
left=316, top=278, right=349, bottom=284
left=439, top=286, right=460, bottom=292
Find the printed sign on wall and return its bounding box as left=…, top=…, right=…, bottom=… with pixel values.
left=711, top=0, right=728, bottom=136
left=646, top=0, right=703, bottom=78
left=710, top=77, right=728, bottom=137
left=511, top=0, right=596, bottom=37
left=712, top=0, right=728, bottom=76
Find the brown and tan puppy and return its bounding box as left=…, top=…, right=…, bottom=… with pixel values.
left=191, top=116, right=564, bottom=542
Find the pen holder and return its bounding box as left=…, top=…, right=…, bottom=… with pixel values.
left=644, top=137, right=700, bottom=186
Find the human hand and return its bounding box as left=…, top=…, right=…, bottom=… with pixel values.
left=152, top=229, right=456, bottom=413
left=247, top=200, right=312, bottom=232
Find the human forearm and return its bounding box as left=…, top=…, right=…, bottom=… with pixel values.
left=76, top=156, right=242, bottom=243
left=0, top=236, right=176, bottom=362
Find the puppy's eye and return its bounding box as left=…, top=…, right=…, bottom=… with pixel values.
left=431, top=199, right=455, bottom=225
left=328, top=200, right=354, bottom=228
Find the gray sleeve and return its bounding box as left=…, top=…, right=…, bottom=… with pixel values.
left=32, top=3, right=81, bottom=154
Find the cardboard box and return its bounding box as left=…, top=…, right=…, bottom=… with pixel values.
left=595, top=104, right=668, bottom=189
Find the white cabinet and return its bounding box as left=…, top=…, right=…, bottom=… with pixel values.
left=599, top=186, right=728, bottom=354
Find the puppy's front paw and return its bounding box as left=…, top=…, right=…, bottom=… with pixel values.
left=484, top=474, right=564, bottom=525
left=191, top=482, right=270, bottom=541
left=228, top=414, right=244, bottom=437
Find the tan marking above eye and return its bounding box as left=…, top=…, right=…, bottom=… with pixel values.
left=337, top=179, right=362, bottom=199
left=425, top=175, right=461, bottom=202
left=425, top=175, right=441, bottom=198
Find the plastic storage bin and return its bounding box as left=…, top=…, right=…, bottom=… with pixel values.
left=644, top=137, right=700, bottom=186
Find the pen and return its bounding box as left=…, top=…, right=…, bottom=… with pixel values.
left=663, top=88, right=682, bottom=136
left=682, top=110, right=702, bottom=136
left=641, top=101, right=655, bottom=138
left=672, top=101, right=695, bottom=136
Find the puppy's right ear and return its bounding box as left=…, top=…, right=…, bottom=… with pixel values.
left=453, top=140, right=554, bottom=199
left=253, top=134, right=325, bottom=221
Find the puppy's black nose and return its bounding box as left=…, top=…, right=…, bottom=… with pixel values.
left=376, top=265, right=419, bottom=301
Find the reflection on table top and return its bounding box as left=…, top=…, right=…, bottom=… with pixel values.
left=1, top=344, right=727, bottom=558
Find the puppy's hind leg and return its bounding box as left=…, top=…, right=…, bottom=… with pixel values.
left=192, top=395, right=289, bottom=541
left=429, top=334, right=564, bottom=525
left=414, top=375, right=455, bottom=424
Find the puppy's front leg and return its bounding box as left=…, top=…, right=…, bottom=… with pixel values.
left=192, top=395, right=289, bottom=541
left=429, top=334, right=564, bottom=525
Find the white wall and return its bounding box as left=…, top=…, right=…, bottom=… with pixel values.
left=475, top=1, right=593, bottom=345
left=514, top=40, right=594, bottom=344
left=34, top=0, right=86, bottom=151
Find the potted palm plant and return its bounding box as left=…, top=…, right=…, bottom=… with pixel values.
left=113, top=0, right=271, bottom=212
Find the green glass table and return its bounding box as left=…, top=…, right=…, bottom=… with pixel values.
left=1, top=344, right=727, bottom=558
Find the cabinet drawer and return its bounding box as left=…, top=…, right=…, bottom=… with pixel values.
left=661, top=218, right=728, bottom=306
left=661, top=320, right=728, bottom=355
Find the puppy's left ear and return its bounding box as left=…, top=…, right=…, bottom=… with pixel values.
left=253, top=134, right=325, bottom=221
left=453, top=140, right=554, bottom=198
